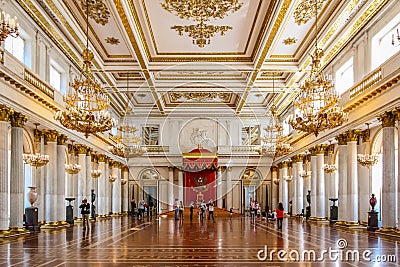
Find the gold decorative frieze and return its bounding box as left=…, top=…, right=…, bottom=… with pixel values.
left=43, top=130, right=58, bottom=143
left=105, top=37, right=120, bottom=45
left=10, top=112, right=28, bottom=128
left=378, top=111, right=396, bottom=128
left=0, top=104, right=13, bottom=122
left=80, top=0, right=110, bottom=25
left=57, top=134, right=68, bottom=145
left=283, top=37, right=297, bottom=45
left=293, top=0, right=326, bottom=25
left=169, top=92, right=231, bottom=103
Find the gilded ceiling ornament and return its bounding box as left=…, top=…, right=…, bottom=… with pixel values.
left=170, top=92, right=231, bottom=102
left=293, top=0, right=326, bottom=25
left=283, top=37, right=297, bottom=45
left=105, top=37, right=120, bottom=45
left=80, top=0, right=110, bottom=25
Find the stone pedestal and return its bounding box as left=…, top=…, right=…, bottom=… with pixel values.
left=25, top=206, right=39, bottom=231
left=367, top=211, right=379, bottom=231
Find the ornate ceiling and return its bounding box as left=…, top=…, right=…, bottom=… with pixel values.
left=16, top=0, right=390, bottom=117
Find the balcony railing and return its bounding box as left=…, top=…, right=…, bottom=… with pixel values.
left=23, top=68, right=55, bottom=99
left=349, top=68, right=382, bottom=99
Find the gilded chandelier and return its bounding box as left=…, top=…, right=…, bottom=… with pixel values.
left=54, top=1, right=117, bottom=138
left=161, top=0, right=242, bottom=47
left=0, top=9, right=19, bottom=63
left=23, top=124, right=49, bottom=168
left=289, top=2, right=347, bottom=137
left=65, top=142, right=81, bottom=174
left=357, top=123, right=379, bottom=167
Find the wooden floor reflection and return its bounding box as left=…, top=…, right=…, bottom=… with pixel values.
left=0, top=215, right=399, bottom=266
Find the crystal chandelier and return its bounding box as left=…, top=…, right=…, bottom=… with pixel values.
left=65, top=142, right=81, bottom=174
left=324, top=142, right=337, bottom=173
left=275, top=136, right=293, bottom=158
left=91, top=169, right=101, bottom=179
left=357, top=123, right=379, bottom=167
left=161, top=0, right=242, bottom=47
left=109, top=73, right=146, bottom=158
left=54, top=1, right=117, bottom=138
left=299, top=153, right=311, bottom=179
left=0, top=9, right=19, bottom=64
left=288, top=2, right=347, bottom=137
left=23, top=123, right=49, bottom=168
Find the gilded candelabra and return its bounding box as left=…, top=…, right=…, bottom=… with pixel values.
left=357, top=123, right=379, bottom=168
left=0, top=10, right=19, bottom=63
left=91, top=169, right=101, bottom=179
left=23, top=123, right=49, bottom=168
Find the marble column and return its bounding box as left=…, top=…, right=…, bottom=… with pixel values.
left=97, top=155, right=106, bottom=216
left=336, top=133, right=347, bottom=222
left=105, top=159, right=111, bottom=215
left=397, top=111, right=400, bottom=228
left=168, top=166, right=174, bottom=211
left=293, top=155, right=304, bottom=215
left=76, top=145, right=87, bottom=218
left=315, top=145, right=327, bottom=219
left=90, top=154, right=98, bottom=216
left=280, top=161, right=288, bottom=212
left=290, top=157, right=298, bottom=215
left=65, top=144, right=75, bottom=198
left=226, top=166, right=233, bottom=210
left=378, top=111, right=397, bottom=229
left=217, top=167, right=223, bottom=208
left=310, top=149, right=317, bottom=218
left=178, top=169, right=183, bottom=202
left=110, top=161, right=118, bottom=214
left=358, top=129, right=371, bottom=223
left=33, top=129, right=45, bottom=223
left=115, top=163, right=122, bottom=214
left=346, top=130, right=361, bottom=224
left=122, top=166, right=129, bottom=213
left=302, top=155, right=311, bottom=210
left=86, top=149, right=92, bottom=199
left=278, top=163, right=283, bottom=203
left=9, top=112, right=28, bottom=229
left=0, top=106, right=13, bottom=231
left=43, top=130, right=58, bottom=223
left=56, top=134, right=67, bottom=222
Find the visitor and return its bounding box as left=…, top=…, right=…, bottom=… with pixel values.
left=138, top=200, right=145, bottom=219
left=208, top=200, right=215, bottom=223
left=79, top=198, right=90, bottom=230
left=229, top=207, right=233, bottom=220
left=190, top=201, right=194, bottom=220
left=174, top=199, right=180, bottom=220
left=276, top=202, right=284, bottom=230
left=200, top=200, right=207, bottom=220
left=179, top=200, right=184, bottom=220
left=130, top=198, right=136, bottom=218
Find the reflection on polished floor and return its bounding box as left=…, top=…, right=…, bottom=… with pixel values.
left=0, top=213, right=399, bottom=266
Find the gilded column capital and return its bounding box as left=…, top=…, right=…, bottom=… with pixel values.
left=122, top=166, right=129, bottom=172
left=335, top=133, right=347, bottom=145
left=75, top=144, right=87, bottom=155
left=303, top=154, right=311, bottom=163
left=97, top=154, right=107, bottom=162
left=86, top=148, right=92, bottom=156
left=291, top=154, right=304, bottom=163
left=311, top=144, right=327, bottom=155
left=10, top=112, right=28, bottom=128
left=91, top=154, right=98, bottom=163
left=217, top=166, right=223, bottom=172
left=43, top=130, right=58, bottom=143
left=271, top=166, right=278, bottom=172
left=0, top=104, right=13, bottom=122
left=68, top=144, right=76, bottom=155
left=226, top=166, right=232, bottom=171
left=287, top=161, right=292, bottom=168
left=378, top=111, right=396, bottom=127
left=393, top=107, right=400, bottom=121
left=345, top=130, right=362, bottom=142
left=361, top=129, right=370, bottom=143
left=57, top=134, right=68, bottom=145
left=325, top=144, right=335, bottom=155
left=278, top=161, right=288, bottom=169
left=110, top=160, right=121, bottom=168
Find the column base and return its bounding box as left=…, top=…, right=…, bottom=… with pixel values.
left=0, top=227, right=30, bottom=238
left=41, top=221, right=69, bottom=229
left=334, top=221, right=365, bottom=229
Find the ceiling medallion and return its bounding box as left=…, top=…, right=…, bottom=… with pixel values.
left=105, top=37, right=120, bottom=45
left=283, top=37, right=297, bottom=45
left=293, top=0, right=326, bottom=25
left=80, top=0, right=110, bottom=25
left=161, top=0, right=243, bottom=47
left=170, top=92, right=231, bottom=102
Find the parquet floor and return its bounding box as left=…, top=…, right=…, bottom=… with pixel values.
left=0, top=210, right=399, bottom=266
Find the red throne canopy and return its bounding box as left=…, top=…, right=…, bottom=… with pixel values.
left=183, top=146, right=218, bottom=205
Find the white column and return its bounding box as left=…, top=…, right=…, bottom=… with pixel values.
left=397, top=117, right=400, bottom=228
left=86, top=150, right=92, bottom=200
left=44, top=130, right=58, bottom=223
left=76, top=145, right=87, bottom=218
left=56, top=134, right=67, bottom=222
left=358, top=131, right=370, bottom=224
left=91, top=156, right=98, bottom=216
left=34, top=130, right=45, bottom=223
left=122, top=166, right=128, bottom=212
left=97, top=156, right=106, bottom=216
left=116, top=165, right=122, bottom=214
left=303, top=155, right=311, bottom=210
left=315, top=145, right=326, bottom=218
left=337, top=134, right=347, bottom=222
left=9, top=113, right=27, bottom=229
left=380, top=112, right=397, bottom=229
left=291, top=159, right=298, bottom=215
left=66, top=144, right=74, bottom=198
left=310, top=152, right=317, bottom=218
left=281, top=162, right=288, bottom=212
left=346, top=130, right=359, bottom=223
left=271, top=166, right=278, bottom=211
left=0, top=107, right=12, bottom=231
left=111, top=162, right=119, bottom=214
left=168, top=166, right=174, bottom=211
left=178, top=169, right=183, bottom=202
left=72, top=149, right=79, bottom=219
left=217, top=167, right=223, bottom=208
left=226, top=167, right=233, bottom=210
left=295, top=157, right=304, bottom=215
left=278, top=164, right=283, bottom=203
left=105, top=160, right=111, bottom=215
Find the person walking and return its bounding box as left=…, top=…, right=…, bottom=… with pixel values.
left=79, top=198, right=90, bottom=230
left=131, top=198, right=136, bottom=218
left=179, top=200, right=184, bottom=220
left=276, top=202, right=284, bottom=230
left=208, top=200, right=215, bottom=223
left=174, top=199, right=180, bottom=220
left=138, top=200, right=145, bottom=219
left=190, top=201, right=194, bottom=221
left=229, top=207, right=233, bottom=220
